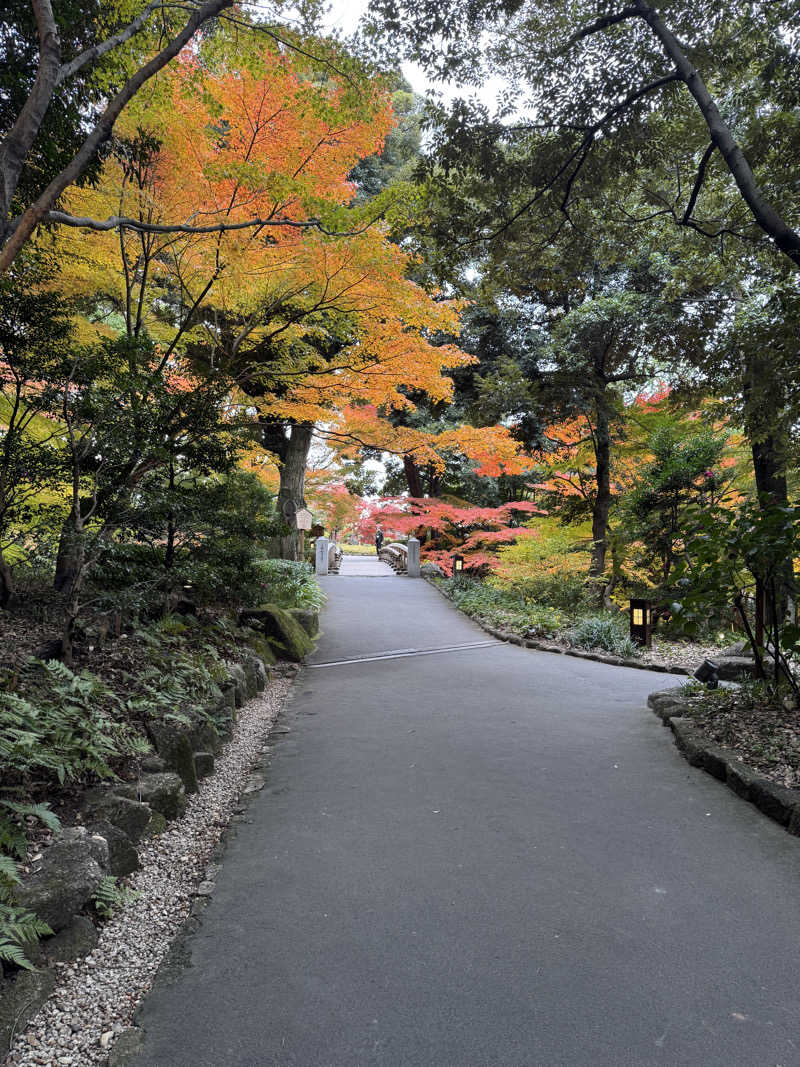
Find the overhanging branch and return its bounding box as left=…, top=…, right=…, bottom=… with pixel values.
left=41, top=210, right=382, bottom=238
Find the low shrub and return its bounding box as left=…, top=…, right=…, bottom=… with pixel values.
left=441, top=578, right=563, bottom=638
left=254, top=559, right=325, bottom=612
left=566, top=614, right=639, bottom=658
left=492, top=519, right=591, bottom=611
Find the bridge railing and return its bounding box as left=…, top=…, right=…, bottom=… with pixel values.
left=379, top=542, right=408, bottom=573
left=328, top=542, right=342, bottom=574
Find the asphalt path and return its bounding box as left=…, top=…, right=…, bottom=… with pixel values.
left=129, top=574, right=800, bottom=1067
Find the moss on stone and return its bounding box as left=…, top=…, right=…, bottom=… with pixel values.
left=239, top=604, right=314, bottom=662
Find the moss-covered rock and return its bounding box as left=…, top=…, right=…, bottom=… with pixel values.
left=239, top=604, right=314, bottom=662
left=238, top=628, right=277, bottom=666
left=290, top=608, right=319, bottom=637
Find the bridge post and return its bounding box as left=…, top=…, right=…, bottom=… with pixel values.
left=407, top=537, right=421, bottom=578
left=315, top=536, right=330, bottom=575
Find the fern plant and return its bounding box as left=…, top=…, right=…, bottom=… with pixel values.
left=92, top=875, right=139, bottom=919
left=0, top=660, right=147, bottom=786
left=0, top=802, right=60, bottom=970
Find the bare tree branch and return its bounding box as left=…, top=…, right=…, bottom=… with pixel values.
left=35, top=210, right=381, bottom=238
left=681, top=140, right=717, bottom=223
left=55, top=0, right=164, bottom=84
left=0, top=0, right=235, bottom=276
left=0, top=0, right=61, bottom=222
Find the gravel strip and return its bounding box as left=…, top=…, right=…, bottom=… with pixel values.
left=5, top=675, right=292, bottom=1067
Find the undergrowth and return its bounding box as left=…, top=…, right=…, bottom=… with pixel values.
left=565, top=614, right=640, bottom=658
left=440, top=578, right=563, bottom=638
left=254, top=559, right=325, bottom=611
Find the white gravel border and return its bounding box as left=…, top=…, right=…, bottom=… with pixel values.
left=5, top=675, right=293, bottom=1067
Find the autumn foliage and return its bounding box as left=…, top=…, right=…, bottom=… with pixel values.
left=363, top=497, right=545, bottom=574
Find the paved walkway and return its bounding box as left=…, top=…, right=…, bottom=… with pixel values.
left=339, top=554, right=396, bottom=577
left=130, top=577, right=800, bottom=1066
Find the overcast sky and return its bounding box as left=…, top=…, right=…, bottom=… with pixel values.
left=323, top=0, right=507, bottom=109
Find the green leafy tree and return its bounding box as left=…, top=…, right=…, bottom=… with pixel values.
left=623, top=424, right=725, bottom=587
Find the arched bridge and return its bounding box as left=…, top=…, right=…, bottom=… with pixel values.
left=314, top=538, right=420, bottom=577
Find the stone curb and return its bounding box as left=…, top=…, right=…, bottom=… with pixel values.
left=648, top=688, right=800, bottom=836
left=422, top=576, right=690, bottom=676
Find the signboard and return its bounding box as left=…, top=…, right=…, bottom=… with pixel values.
left=295, top=507, right=313, bottom=531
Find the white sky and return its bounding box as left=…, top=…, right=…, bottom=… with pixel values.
left=323, top=0, right=508, bottom=110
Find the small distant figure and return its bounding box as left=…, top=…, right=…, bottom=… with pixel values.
left=375, top=527, right=384, bottom=556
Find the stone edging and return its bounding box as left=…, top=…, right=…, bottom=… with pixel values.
left=0, top=650, right=278, bottom=1059
left=648, top=687, right=800, bottom=836
left=421, top=574, right=689, bottom=676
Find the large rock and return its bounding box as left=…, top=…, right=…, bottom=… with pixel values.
left=16, top=827, right=105, bottom=933
left=33, top=915, right=98, bottom=967
left=194, top=751, right=215, bottom=779
left=186, top=709, right=220, bottom=755
left=113, top=773, right=186, bottom=821
left=289, top=608, right=319, bottom=637
left=715, top=655, right=759, bottom=681
left=90, top=819, right=140, bottom=878
left=148, top=719, right=199, bottom=794
left=211, top=693, right=236, bottom=741
left=669, top=717, right=705, bottom=767
left=83, top=791, right=153, bottom=844
left=239, top=604, right=314, bottom=662
left=240, top=651, right=267, bottom=696
left=718, top=640, right=751, bottom=659
left=420, top=562, right=445, bottom=578
left=0, top=968, right=57, bottom=1057
left=227, top=663, right=248, bottom=708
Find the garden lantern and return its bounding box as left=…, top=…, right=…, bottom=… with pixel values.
left=629, top=598, right=653, bottom=648
left=452, top=554, right=465, bottom=576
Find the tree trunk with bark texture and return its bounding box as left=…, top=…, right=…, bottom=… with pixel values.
left=275, top=423, right=314, bottom=561
left=743, top=349, right=794, bottom=620
left=53, top=503, right=88, bottom=592
left=0, top=546, right=14, bottom=608
left=403, top=456, right=424, bottom=498
left=589, top=404, right=612, bottom=579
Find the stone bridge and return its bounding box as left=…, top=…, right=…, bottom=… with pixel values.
left=315, top=538, right=421, bottom=577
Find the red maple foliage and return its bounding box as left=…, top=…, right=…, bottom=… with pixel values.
left=362, top=497, right=546, bottom=575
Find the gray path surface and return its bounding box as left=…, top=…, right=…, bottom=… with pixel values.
left=130, top=577, right=800, bottom=1067
left=338, top=554, right=395, bottom=577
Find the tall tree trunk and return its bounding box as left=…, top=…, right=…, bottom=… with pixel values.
left=403, top=456, right=424, bottom=497
left=61, top=534, right=86, bottom=667
left=589, top=404, right=612, bottom=579
left=743, top=349, right=793, bottom=622
left=53, top=503, right=87, bottom=592
left=164, top=453, right=176, bottom=571
left=0, top=545, right=14, bottom=608
left=275, top=422, right=313, bottom=561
